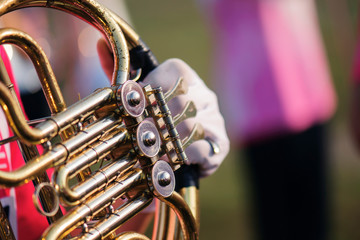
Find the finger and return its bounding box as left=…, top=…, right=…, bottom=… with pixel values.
left=97, top=38, right=114, bottom=80
left=141, top=58, right=199, bottom=91
left=177, top=98, right=229, bottom=176
left=185, top=138, right=228, bottom=178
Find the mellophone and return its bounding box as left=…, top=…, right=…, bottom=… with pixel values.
left=0, top=0, right=204, bottom=239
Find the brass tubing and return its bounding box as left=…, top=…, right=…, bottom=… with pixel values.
left=0, top=84, right=113, bottom=144
left=60, top=116, right=121, bottom=155
left=0, top=28, right=66, bottom=114
left=0, top=52, right=63, bottom=221
left=159, top=192, right=199, bottom=240
left=0, top=54, right=19, bottom=107
left=0, top=81, right=57, bottom=144
left=0, top=1, right=141, bottom=49
left=0, top=143, right=67, bottom=187
left=80, top=194, right=153, bottom=240
left=50, top=88, right=113, bottom=131
left=0, top=0, right=129, bottom=85
left=106, top=9, right=140, bottom=48
left=116, top=232, right=150, bottom=240
left=69, top=157, right=136, bottom=204
left=22, top=3, right=142, bottom=49
left=59, top=129, right=127, bottom=180
left=0, top=115, right=120, bottom=187
left=56, top=131, right=134, bottom=204
left=178, top=186, right=200, bottom=229
left=41, top=170, right=144, bottom=240
left=65, top=0, right=129, bottom=85
left=0, top=33, right=64, bottom=223
left=153, top=201, right=175, bottom=240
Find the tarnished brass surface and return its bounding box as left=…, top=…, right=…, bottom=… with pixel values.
left=159, top=192, right=199, bottom=240
left=0, top=0, right=201, bottom=239
left=153, top=201, right=175, bottom=240
left=0, top=0, right=129, bottom=86
left=179, top=186, right=200, bottom=228
left=41, top=170, right=146, bottom=240
left=0, top=49, right=64, bottom=223
left=0, top=28, right=65, bottom=113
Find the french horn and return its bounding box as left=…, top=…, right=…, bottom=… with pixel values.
left=0, top=0, right=204, bottom=239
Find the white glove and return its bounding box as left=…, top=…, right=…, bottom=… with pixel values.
left=97, top=39, right=229, bottom=177
left=141, top=58, right=230, bottom=177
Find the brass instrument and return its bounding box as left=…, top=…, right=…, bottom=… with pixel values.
left=0, top=0, right=204, bottom=239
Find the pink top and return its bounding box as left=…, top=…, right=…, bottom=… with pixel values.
left=0, top=46, right=49, bottom=240
left=353, top=33, right=360, bottom=83
left=199, top=0, right=336, bottom=144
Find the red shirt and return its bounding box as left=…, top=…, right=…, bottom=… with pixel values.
left=0, top=46, right=49, bottom=240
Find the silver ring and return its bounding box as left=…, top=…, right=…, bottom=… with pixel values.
left=32, top=182, right=60, bottom=217
left=205, top=137, right=220, bottom=155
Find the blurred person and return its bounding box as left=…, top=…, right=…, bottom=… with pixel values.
left=196, top=0, right=337, bottom=239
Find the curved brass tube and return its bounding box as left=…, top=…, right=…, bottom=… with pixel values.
left=0, top=142, right=67, bottom=187
left=0, top=115, right=119, bottom=186
left=56, top=131, right=135, bottom=205
left=1, top=0, right=140, bottom=49
left=0, top=82, right=57, bottom=144
left=0, top=1, right=200, bottom=240
left=116, top=232, right=150, bottom=240
left=179, top=186, right=200, bottom=230
left=159, top=192, right=199, bottom=240
left=153, top=201, right=176, bottom=240
left=0, top=83, right=114, bottom=145
left=80, top=194, right=153, bottom=240
left=0, top=0, right=129, bottom=86
left=0, top=28, right=66, bottom=114
left=41, top=170, right=145, bottom=240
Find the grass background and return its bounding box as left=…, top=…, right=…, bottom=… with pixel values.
left=126, top=0, right=360, bottom=239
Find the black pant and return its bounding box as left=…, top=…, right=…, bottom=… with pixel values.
left=244, top=124, right=329, bottom=240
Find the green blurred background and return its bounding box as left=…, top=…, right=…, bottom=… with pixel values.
left=126, top=0, right=360, bottom=239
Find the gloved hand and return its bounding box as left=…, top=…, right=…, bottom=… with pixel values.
left=141, top=58, right=229, bottom=177
left=98, top=40, right=229, bottom=177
